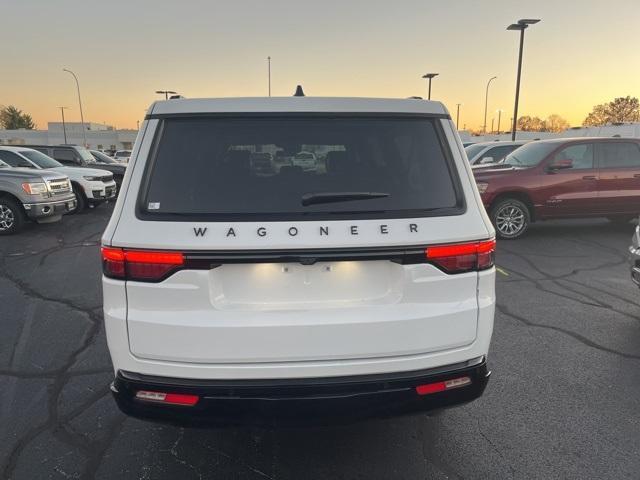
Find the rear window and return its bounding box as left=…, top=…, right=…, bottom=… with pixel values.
left=140, top=116, right=463, bottom=220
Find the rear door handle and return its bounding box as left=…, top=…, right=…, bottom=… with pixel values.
left=633, top=174, right=640, bottom=178
left=582, top=175, right=597, bottom=180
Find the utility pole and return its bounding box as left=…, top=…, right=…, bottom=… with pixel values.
left=267, top=56, right=271, bottom=97
left=155, top=90, right=177, bottom=100
left=456, top=103, right=462, bottom=130
left=58, top=107, right=69, bottom=144
left=497, top=109, right=503, bottom=134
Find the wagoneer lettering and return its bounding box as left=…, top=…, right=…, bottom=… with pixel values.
left=102, top=96, right=496, bottom=425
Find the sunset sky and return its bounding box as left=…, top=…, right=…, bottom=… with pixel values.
left=3, top=0, right=639, bottom=130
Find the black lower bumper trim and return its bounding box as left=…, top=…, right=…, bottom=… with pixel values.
left=111, top=360, right=490, bottom=426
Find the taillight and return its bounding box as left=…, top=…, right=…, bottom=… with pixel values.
left=426, top=239, right=495, bottom=274
left=135, top=390, right=199, bottom=406
left=101, top=247, right=184, bottom=282
left=101, top=247, right=125, bottom=278
left=415, top=376, right=472, bottom=396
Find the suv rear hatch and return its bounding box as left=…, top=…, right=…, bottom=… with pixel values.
left=111, top=114, right=491, bottom=365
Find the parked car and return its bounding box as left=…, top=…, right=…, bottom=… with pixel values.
left=0, top=147, right=116, bottom=212
left=22, top=144, right=126, bottom=188
left=630, top=218, right=640, bottom=286
left=464, top=141, right=528, bottom=166
left=101, top=96, right=495, bottom=425
left=291, top=151, right=317, bottom=171
left=0, top=161, right=76, bottom=234
left=474, top=137, right=640, bottom=239
left=113, top=150, right=132, bottom=163
left=90, top=149, right=121, bottom=165
left=250, top=152, right=274, bottom=175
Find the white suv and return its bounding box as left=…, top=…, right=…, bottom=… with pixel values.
left=102, top=96, right=496, bottom=425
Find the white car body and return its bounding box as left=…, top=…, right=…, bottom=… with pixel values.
left=292, top=151, right=317, bottom=171
left=113, top=150, right=132, bottom=163
left=464, top=140, right=528, bottom=166
left=102, top=97, right=496, bottom=424
left=0, top=147, right=117, bottom=204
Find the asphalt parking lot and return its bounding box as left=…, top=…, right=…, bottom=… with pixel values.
left=1, top=205, right=639, bottom=480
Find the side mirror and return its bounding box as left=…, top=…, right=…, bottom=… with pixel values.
left=479, top=156, right=495, bottom=165
left=548, top=159, right=573, bottom=171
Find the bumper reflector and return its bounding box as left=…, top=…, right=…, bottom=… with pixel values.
left=135, top=390, right=199, bottom=406
left=415, top=376, right=472, bottom=396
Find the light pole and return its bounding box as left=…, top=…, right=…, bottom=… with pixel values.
left=267, top=56, right=271, bottom=97
left=58, top=107, right=69, bottom=144
left=456, top=103, right=463, bottom=130
left=155, top=90, right=177, bottom=100
left=496, top=109, right=503, bottom=134
left=507, top=18, right=540, bottom=140
left=421, top=73, right=439, bottom=100
left=491, top=118, right=495, bottom=134
left=63, top=68, right=87, bottom=147
left=483, top=76, right=497, bottom=134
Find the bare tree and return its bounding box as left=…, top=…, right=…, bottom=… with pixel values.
left=545, top=114, right=569, bottom=133
left=517, top=116, right=546, bottom=132
left=583, top=96, right=640, bottom=126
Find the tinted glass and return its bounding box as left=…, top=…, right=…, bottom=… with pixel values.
left=599, top=142, right=640, bottom=168
left=53, top=149, right=76, bottom=163
left=0, top=150, right=35, bottom=168
left=20, top=150, right=63, bottom=168
left=143, top=116, right=460, bottom=219
left=503, top=142, right=559, bottom=167
left=553, top=144, right=594, bottom=169
left=75, top=147, right=97, bottom=163
left=483, top=145, right=518, bottom=163
left=91, top=150, right=117, bottom=164
left=464, top=144, right=486, bottom=160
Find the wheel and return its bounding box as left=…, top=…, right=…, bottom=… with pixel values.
left=0, top=198, right=25, bottom=235
left=71, top=186, right=86, bottom=214
left=491, top=198, right=531, bottom=239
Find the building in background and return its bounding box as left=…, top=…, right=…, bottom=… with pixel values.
left=0, top=122, right=138, bottom=150
left=459, top=122, right=640, bottom=144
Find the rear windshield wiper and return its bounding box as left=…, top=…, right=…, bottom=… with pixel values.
left=301, top=191, right=389, bottom=207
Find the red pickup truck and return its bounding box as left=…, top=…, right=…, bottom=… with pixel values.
left=474, top=137, right=640, bottom=239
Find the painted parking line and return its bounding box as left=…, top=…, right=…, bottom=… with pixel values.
left=496, top=266, right=509, bottom=276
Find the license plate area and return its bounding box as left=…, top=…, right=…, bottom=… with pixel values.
left=209, top=261, right=404, bottom=311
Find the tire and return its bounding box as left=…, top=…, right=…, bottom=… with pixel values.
left=0, top=198, right=25, bottom=235
left=491, top=198, right=531, bottom=240
left=71, top=187, right=86, bottom=214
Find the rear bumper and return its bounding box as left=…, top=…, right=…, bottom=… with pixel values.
left=111, top=358, right=490, bottom=426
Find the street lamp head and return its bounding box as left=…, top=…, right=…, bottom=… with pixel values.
left=508, top=19, right=540, bottom=30
left=422, top=73, right=439, bottom=79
